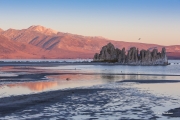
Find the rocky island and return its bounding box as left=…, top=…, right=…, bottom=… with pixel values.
left=93, top=43, right=168, bottom=65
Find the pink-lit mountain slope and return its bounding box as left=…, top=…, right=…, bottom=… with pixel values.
left=0, top=25, right=180, bottom=59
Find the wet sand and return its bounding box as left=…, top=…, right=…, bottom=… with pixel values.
left=0, top=88, right=109, bottom=116
left=1, top=81, right=179, bottom=119
left=163, top=107, right=180, bottom=117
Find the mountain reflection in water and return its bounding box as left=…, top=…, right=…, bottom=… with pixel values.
left=7, top=81, right=59, bottom=91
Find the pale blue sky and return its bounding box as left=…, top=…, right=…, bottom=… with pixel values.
left=0, top=0, right=180, bottom=45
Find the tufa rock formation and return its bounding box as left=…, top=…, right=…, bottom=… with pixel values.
left=93, top=43, right=168, bottom=65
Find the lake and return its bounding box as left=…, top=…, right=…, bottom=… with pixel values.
left=0, top=60, right=180, bottom=119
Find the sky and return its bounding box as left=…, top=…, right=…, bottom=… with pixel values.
left=0, top=0, right=180, bottom=45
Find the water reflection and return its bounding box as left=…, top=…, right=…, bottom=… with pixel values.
left=133, top=82, right=180, bottom=97
left=1, top=62, right=180, bottom=98
left=0, top=74, right=179, bottom=93
left=101, top=75, right=116, bottom=83
left=7, top=81, right=59, bottom=91
left=0, top=74, right=107, bottom=97
left=101, top=74, right=170, bottom=81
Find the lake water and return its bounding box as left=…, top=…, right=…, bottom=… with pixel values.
left=0, top=60, right=180, bottom=119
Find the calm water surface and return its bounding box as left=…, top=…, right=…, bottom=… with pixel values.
left=0, top=60, right=180, bottom=119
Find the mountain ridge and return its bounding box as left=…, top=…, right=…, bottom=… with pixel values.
left=27, top=25, right=58, bottom=35
left=0, top=25, right=180, bottom=59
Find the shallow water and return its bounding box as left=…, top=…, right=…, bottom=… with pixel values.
left=0, top=60, right=180, bottom=119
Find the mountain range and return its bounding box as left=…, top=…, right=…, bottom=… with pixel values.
left=0, top=25, right=180, bottom=59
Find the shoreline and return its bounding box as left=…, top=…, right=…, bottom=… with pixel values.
left=0, top=61, right=173, bottom=66
left=1, top=72, right=180, bottom=79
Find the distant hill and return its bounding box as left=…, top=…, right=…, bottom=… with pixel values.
left=0, top=25, right=180, bottom=59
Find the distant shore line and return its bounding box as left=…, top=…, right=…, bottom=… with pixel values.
left=0, top=61, right=176, bottom=66
left=0, top=61, right=179, bottom=66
